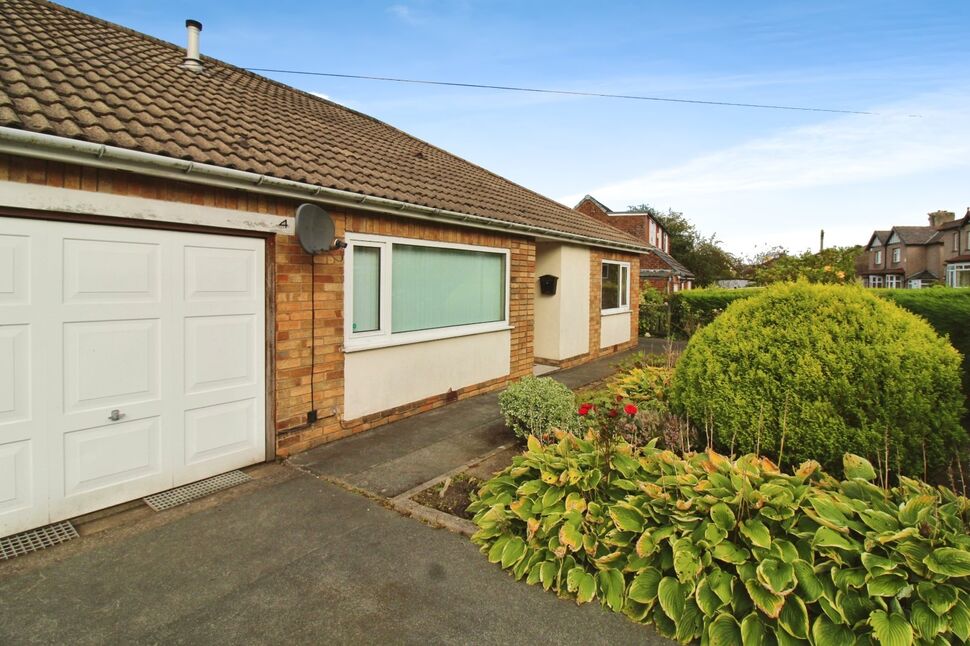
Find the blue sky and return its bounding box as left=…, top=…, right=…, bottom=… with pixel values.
left=65, top=1, right=970, bottom=255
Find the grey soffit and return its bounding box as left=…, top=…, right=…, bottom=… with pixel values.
left=0, top=521, right=79, bottom=560
left=143, top=470, right=252, bottom=512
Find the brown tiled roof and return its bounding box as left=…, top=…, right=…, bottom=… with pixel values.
left=866, top=230, right=891, bottom=249
left=891, top=226, right=938, bottom=245
left=0, top=0, right=647, bottom=250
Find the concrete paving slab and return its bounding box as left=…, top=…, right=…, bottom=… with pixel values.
left=0, top=468, right=666, bottom=645
left=289, top=338, right=684, bottom=499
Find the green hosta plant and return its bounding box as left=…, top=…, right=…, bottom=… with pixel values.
left=469, top=434, right=970, bottom=645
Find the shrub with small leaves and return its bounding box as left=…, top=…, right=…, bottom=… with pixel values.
left=498, top=376, right=579, bottom=441
left=670, top=282, right=967, bottom=480
left=470, top=435, right=970, bottom=645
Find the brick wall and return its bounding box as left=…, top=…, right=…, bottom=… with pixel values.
left=275, top=210, right=535, bottom=455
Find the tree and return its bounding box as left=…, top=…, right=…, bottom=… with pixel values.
left=747, top=246, right=862, bottom=285
left=626, top=204, right=737, bottom=286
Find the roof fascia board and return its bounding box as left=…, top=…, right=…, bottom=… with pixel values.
left=0, top=127, right=652, bottom=254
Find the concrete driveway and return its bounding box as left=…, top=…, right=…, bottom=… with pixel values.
left=0, top=464, right=663, bottom=645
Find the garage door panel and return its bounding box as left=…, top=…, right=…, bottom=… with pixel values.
left=184, top=314, right=256, bottom=395
left=184, top=245, right=256, bottom=301
left=0, top=234, right=29, bottom=306
left=0, top=325, right=30, bottom=425
left=63, top=318, right=161, bottom=413
left=0, top=440, right=34, bottom=514
left=62, top=416, right=163, bottom=497
left=184, top=398, right=257, bottom=465
left=62, top=238, right=160, bottom=304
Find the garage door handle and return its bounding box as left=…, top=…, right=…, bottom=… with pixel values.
left=108, top=409, right=124, bottom=422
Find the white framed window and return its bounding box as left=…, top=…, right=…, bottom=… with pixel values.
left=601, top=260, right=631, bottom=313
left=954, top=233, right=960, bottom=252
left=344, top=233, right=510, bottom=351
left=868, top=275, right=884, bottom=288
left=886, top=274, right=902, bottom=289
left=966, top=230, right=970, bottom=250
left=947, top=263, right=970, bottom=288
left=648, top=220, right=657, bottom=246
left=892, top=248, right=901, bottom=263
left=874, top=250, right=883, bottom=265
left=908, top=279, right=922, bottom=289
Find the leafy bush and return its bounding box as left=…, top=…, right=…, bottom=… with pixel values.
left=609, top=367, right=673, bottom=414
left=499, top=376, right=579, bottom=441
left=670, top=283, right=968, bottom=480
left=639, top=285, right=670, bottom=337
left=470, top=434, right=970, bottom=645
left=880, top=288, right=970, bottom=399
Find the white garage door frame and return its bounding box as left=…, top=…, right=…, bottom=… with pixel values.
left=0, top=209, right=276, bottom=537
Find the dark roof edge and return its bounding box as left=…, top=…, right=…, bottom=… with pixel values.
left=0, top=126, right=654, bottom=254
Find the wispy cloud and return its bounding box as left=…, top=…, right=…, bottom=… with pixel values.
left=559, top=89, right=970, bottom=254
left=562, top=90, right=970, bottom=205
left=387, top=4, right=422, bottom=25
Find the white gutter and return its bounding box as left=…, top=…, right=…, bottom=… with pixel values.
left=0, top=127, right=654, bottom=255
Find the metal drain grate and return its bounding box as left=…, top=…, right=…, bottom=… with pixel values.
left=143, top=470, right=252, bottom=511
left=1, top=521, right=79, bottom=560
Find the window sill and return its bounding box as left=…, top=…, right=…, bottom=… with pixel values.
left=600, top=308, right=631, bottom=317
left=343, top=323, right=514, bottom=353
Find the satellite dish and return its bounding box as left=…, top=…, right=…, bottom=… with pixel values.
left=295, top=204, right=345, bottom=254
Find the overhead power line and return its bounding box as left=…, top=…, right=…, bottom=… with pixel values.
left=245, top=67, right=875, bottom=115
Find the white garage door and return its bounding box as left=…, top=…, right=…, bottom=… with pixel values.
left=0, top=216, right=266, bottom=537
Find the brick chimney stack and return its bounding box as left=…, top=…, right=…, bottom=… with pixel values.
left=928, top=210, right=955, bottom=228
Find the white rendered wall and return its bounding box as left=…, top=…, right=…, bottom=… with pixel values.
left=534, top=243, right=589, bottom=361
left=344, top=330, right=511, bottom=419
left=558, top=245, right=590, bottom=358
left=534, top=243, right=561, bottom=360
left=600, top=312, right=632, bottom=349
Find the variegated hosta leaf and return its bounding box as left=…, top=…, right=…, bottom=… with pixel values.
left=909, top=600, right=946, bottom=640
left=740, top=612, right=767, bottom=646
left=812, top=615, right=856, bottom=646
left=756, top=558, right=795, bottom=595
left=916, top=582, right=959, bottom=615
left=740, top=518, right=772, bottom=549
left=657, top=576, right=687, bottom=623
left=627, top=567, right=662, bottom=604
left=778, top=594, right=809, bottom=640
left=707, top=613, right=741, bottom=646
left=744, top=579, right=785, bottom=618
left=868, top=610, right=914, bottom=646
left=923, top=547, right=970, bottom=577
left=710, top=502, right=737, bottom=531
left=842, top=453, right=877, bottom=481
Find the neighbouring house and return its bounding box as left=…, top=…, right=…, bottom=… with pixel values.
left=860, top=210, right=970, bottom=288
left=0, top=0, right=650, bottom=538
left=574, top=195, right=694, bottom=292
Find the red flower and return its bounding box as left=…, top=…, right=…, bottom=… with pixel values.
left=615, top=395, right=623, bottom=403
left=578, top=403, right=593, bottom=416
left=607, top=408, right=619, bottom=418
left=624, top=404, right=638, bottom=416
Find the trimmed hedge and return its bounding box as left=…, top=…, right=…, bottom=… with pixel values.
left=879, top=289, right=970, bottom=397
left=471, top=435, right=970, bottom=644
left=670, top=283, right=967, bottom=479
left=669, top=287, right=762, bottom=337
left=669, top=286, right=970, bottom=399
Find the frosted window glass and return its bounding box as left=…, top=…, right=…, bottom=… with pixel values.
left=392, top=244, right=505, bottom=333
left=352, top=246, right=380, bottom=332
